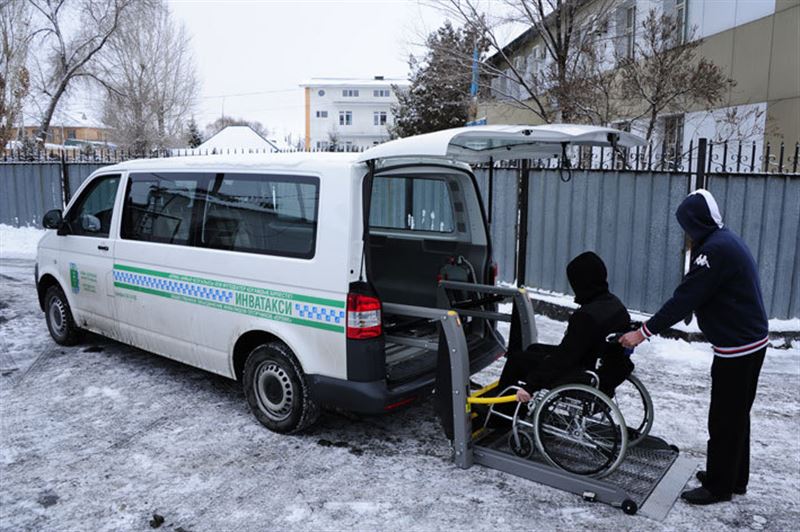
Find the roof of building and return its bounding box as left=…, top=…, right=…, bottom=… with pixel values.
left=299, top=76, right=410, bottom=88
left=175, top=126, right=279, bottom=155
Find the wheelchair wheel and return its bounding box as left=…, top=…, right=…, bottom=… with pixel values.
left=533, top=384, right=627, bottom=478
left=612, top=374, right=654, bottom=447
left=509, top=431, right=534, bottom=458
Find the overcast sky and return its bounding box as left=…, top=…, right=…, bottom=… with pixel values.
left=168, top=0, right=451, bottom=141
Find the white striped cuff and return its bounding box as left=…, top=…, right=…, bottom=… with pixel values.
left=713, top=336, right=769, bottom=358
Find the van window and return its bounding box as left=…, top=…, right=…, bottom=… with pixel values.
left=66, top=174, right=120, bottom=237
left=122, top=173, right=208, bottom=245
left=370, top=176, right=454, bottom=233
left=201, top=174, right=319, bottom=259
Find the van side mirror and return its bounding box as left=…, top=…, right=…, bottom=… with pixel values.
left=42, top=209, right=63, bottom=230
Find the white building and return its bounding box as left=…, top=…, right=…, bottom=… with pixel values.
left=300, top=77, right=409, bottom=151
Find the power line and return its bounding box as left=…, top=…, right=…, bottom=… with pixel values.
left=201, top=88, right=299, bottom=99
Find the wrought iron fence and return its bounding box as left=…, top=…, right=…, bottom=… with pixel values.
left=1, top=145, right=367, bottom=163
left=474, top=139, right=800, bottom=175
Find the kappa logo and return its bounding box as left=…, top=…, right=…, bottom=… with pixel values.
left=694, top=254, right=710, bottom=268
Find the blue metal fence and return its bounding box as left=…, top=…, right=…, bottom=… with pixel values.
left=708, top=174, right=800, bottom=319
left=0, top=163, right=104, bottom=227
left=2, top=161, right=798, bottom=318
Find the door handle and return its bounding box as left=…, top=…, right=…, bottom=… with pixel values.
left=97, top=245, right=109, bottom=251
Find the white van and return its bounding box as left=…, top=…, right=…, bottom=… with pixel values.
left=35, top=125, right=640, bottom=433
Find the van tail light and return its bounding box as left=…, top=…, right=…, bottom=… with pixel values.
left=347, top=292, right=382, bottom=339
left=489, top=261, right=498, bottom=285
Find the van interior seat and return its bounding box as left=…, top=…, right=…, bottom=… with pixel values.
left=151, top=190, right=192, bottom=244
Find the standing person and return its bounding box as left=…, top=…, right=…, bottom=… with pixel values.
left=620, top=189, right=768, bottom=506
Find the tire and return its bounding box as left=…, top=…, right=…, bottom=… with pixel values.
left=621, top=499, right=638, bottom=515
left=44, top=285, right=82, bottom=346
left=243, top=342, right=319, bottom=434
left=533, top=383, right=628, bottom=478
left=613, top=373, right=654, bottom=447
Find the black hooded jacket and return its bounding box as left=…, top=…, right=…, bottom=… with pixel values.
left=524, top=252, right=631, bottom=392
left=642, top=190, right=768, bottom=356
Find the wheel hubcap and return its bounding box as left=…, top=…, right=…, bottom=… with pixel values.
left=254, top=362, right=294, bottom=422
left=49, top=298, right=67, bottom=336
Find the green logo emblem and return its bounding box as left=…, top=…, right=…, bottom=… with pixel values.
left=69, top=263, right=80, bottom=294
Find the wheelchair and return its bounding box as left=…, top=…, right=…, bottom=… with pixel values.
left=480, top=335, right=654, bottom=478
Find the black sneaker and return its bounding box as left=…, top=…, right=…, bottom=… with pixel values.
left=696, top=471, right=747, bottom=495
left=681, top=487, right=732, bottom=505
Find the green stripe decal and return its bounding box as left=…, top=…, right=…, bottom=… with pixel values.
left=113, top=263, right=344, bottom=308
left=113, top=264, right=346, bottom=334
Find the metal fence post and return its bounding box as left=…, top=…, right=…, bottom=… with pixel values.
left=60, top=151, right=71, bottom=207
left=487, top=157, right=494, bottom=224
left=516, top=159, right=530, bottom=286
left=695, top=138, right=707, bottom=190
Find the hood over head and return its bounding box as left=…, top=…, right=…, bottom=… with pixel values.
left=676, top=189, right=724, bottom=242
left=567, top=251, right=609, bottom=304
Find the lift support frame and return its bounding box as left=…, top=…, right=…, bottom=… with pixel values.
left=383, top=282, right=697, bottom=520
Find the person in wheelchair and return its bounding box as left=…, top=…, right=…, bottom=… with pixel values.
left=499, top=251, right=632, bottom=403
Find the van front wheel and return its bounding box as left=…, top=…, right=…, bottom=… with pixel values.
left=44, top=285, right=82, bottom=346
left=243, top=342, right=319, bottom=433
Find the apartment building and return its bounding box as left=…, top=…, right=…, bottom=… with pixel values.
left=300, top=77, right=409, bottom=151
left=480, top=0, right=799, bottom=152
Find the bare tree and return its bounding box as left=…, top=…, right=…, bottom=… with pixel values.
left=95, top=0, right=199, bottom=152
left=432, top=0, right=617, bottom=123
left=616, top=9, right=732, bottom=142
left=26, top=0, right=135, bottom=144
left=0, top=0, right=33, bottom=148
left=204, top=116, right=268, bottom=140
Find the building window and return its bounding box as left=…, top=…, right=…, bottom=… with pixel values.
left=663, top=115, right=685, bottom=169
left=339, top=111, right=352, bottom=126
left=675, top=0, right=687, bottom=44
left=373, top=111, right=387, bottom=126
left=315, top=110, right=328, bottom=118
left=342, top=89, right=359, bottom=97
left=373, top=89, right=391, bottom=97
left=315, top=141, right=329, bottom=150
left=625, top=6, right=636, bottom=58
left=67, top=129, right=77, bottom=139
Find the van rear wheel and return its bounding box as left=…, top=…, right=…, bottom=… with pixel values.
left=44, top=285, right=82, bottom=346
left=243, top=342, right=319, bottom=433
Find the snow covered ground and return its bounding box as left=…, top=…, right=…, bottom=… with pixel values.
left=1, top=256, right=799, bottom=531
left=0, top=224, right=46, bottom=260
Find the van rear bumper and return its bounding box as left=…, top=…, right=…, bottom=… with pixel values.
left=308, top=340, right=504, bottom=414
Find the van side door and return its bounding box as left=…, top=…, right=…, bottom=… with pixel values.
left=58, top=174, right=122, bottom=332
left=112, top=172, right=210, bottom=367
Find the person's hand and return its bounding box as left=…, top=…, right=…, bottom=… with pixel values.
left=620, top=329, right=645, bottom=348
left=516, top=389, right=531, bottom=402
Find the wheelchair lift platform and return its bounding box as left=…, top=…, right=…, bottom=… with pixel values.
left=383, top=281, right=697, bottom=520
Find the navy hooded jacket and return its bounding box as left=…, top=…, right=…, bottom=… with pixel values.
left=641, top=189, right=769, bottom=357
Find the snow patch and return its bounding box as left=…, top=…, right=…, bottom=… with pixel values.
left=83, top=386, right=122, bottom=400
left=0, top=224, right=46, bottom=260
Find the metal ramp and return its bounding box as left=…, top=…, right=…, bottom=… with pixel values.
left=383, top=281, right=696, bottom=520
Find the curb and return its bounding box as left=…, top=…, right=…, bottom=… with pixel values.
left=530, top=297, right=798, bottom=347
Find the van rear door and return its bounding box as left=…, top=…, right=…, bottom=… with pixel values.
left=357, top=124, right=644, bottom=165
